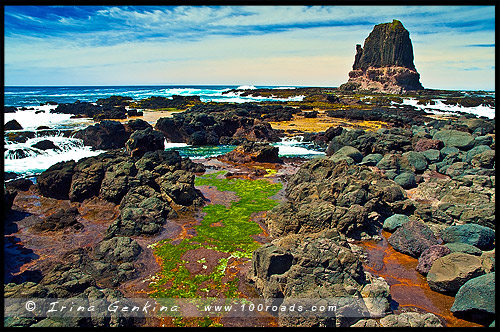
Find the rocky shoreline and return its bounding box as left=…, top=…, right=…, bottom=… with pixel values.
left=4, top=88, right=495, bottom=327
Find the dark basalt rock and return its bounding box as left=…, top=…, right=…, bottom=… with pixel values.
left=93, top=107, right=127, bottom=121
left=5, top=119, right=23, bottom=130
left=154, top=103, right=285, bottom=145
left=32, top=207, right=83, bottom=232
left=266, top=159, right=413, bottom=240
left=5, top=106, right=18, bottom=113
left=4, top=187, right=18, bottom=212
left=53, top=101, right=103, bottom=117
left=136, top=95, right=201, bottom=109
left=218, top=141, right=282, bottom=164
left=36, top=160, right=76, bottom=200
left=93, top=237, right=142, bottom=263
left=73, top=120, right=130, bottom=150
left=125, top=118, right=152, bottom=131
left=5, top=178, right=34, bottom=192
left=31, top=140, right=59, bottom=151
left=250, top=233, right=391, bottom=327
left=125, top=127, right=165, bottom=157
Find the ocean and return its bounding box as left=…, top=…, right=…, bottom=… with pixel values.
left=3, top=85, right=322, bottom=178
left=3, top=85, right=495, bottom=179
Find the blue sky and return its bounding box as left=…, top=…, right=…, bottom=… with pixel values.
left=4, top=5, right=495, bottom=90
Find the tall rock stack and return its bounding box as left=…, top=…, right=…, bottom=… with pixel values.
left=340, top=20, right=423, bottom=94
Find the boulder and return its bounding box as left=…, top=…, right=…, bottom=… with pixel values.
left=36, top=160, right=76, bottom=199
left=414, top=138, right=443, bottom=152
left=32, top=207, right=83, bottom=232
left=382, top=214, right=409, bottom=232
left=334, top=146, right=363, bottom=163
left=416, top=245, right=451, bottom=275
left=402, top=151, right=427, bottom=172
left=445, top=242, right=483, bottom=256
left=360, top=153, right=383, bottom=166
left=93, top=237, right=142, bottom=263
left=125, top=127, right=165, bottom=157
left=219, top=141, right=282, bottom=164
left=5, top=178, right=33, bottom=192
left=465, top=145, right=491, bottom=163
left=378, top=312, right=443, bottom=327
left=251, top=234, right=374, bottom=327
left=387, top=219, right=440, bottom=258
left=433, top=130, right=474, bottom=150
left=5, top=119, right=23, bottom=130
left=441, top=224, right=495, bottom=250
left=471, top=150, right=495, bottom=169
left=422, top=149, right=441, bottom=163
left=31, top=140, right=59, bottom=151
left=73, top=120, right=130, bottom=150
left=393, top=172, right=417, bottom=189
left=69, top=158, right=107, bottom=202
left=427, top=252, right=486, bottom=294
left=472, top=135, right=493, bottom=147
left=451, top=272, right=495, bottom=323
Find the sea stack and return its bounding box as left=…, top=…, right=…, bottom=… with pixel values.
left=341, top=19, right=423, bottom=94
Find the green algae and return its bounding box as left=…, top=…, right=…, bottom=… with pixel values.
left=149, top=171, right=282, bottom=301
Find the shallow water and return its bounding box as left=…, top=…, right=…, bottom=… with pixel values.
left=356, top=231, right=483, bottom=327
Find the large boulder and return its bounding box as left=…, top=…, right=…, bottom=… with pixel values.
left=432, top=129, right=474, bottom=150
left=219, top=141, right=282, bottom=164
left=414, top=138, right=443, bottom=152
left=402, top=151, right=427, bottom=172
left=5, top=119, right=23, bottom=130
left=451, top=272, right=495, bottom=323
left=125, top=127, right=165, bottom=157
left=266, top=158, right=412, bottom=240
left=333, top=146, right=363, bottom=163
left=441, top=224, right=495, bottom=250
left=31, top=140, right=59, bottom=151
left=445, top=242, right=483, bottom=256
left=93, top=237, right=142, bottom=263
left=427, top=252, right=486, bottom=294
left=250, top=234, right=381, bottom=327
left=37, top=160, right=76, bottom=199
left=32, top=207, right=83, bottom=232
left=416, top=245, right=451, bottom=275
left=387, top=218, right=440, bottom=258
left=382, top=214, right=409, bottom=232
left=393, top=171, right=417, bottom=189
left=73, top=120, right=130, bottom=150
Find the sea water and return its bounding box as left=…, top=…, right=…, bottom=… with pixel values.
left=3, top=85, right=313, bottom=178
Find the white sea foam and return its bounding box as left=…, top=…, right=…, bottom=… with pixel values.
left=165, top=142, right=190, bottom=149
left=402, top=98, right=495, bottom=119
left=273, top=137, right=324, bottom=157
left=4, top=105, right=93, bottom=131
left=4, top=136, right=103, bottom=176
left=236, top=85, right=257, bottom=90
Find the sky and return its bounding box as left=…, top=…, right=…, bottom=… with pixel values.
left=3, top=5, right=496, bottom=90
